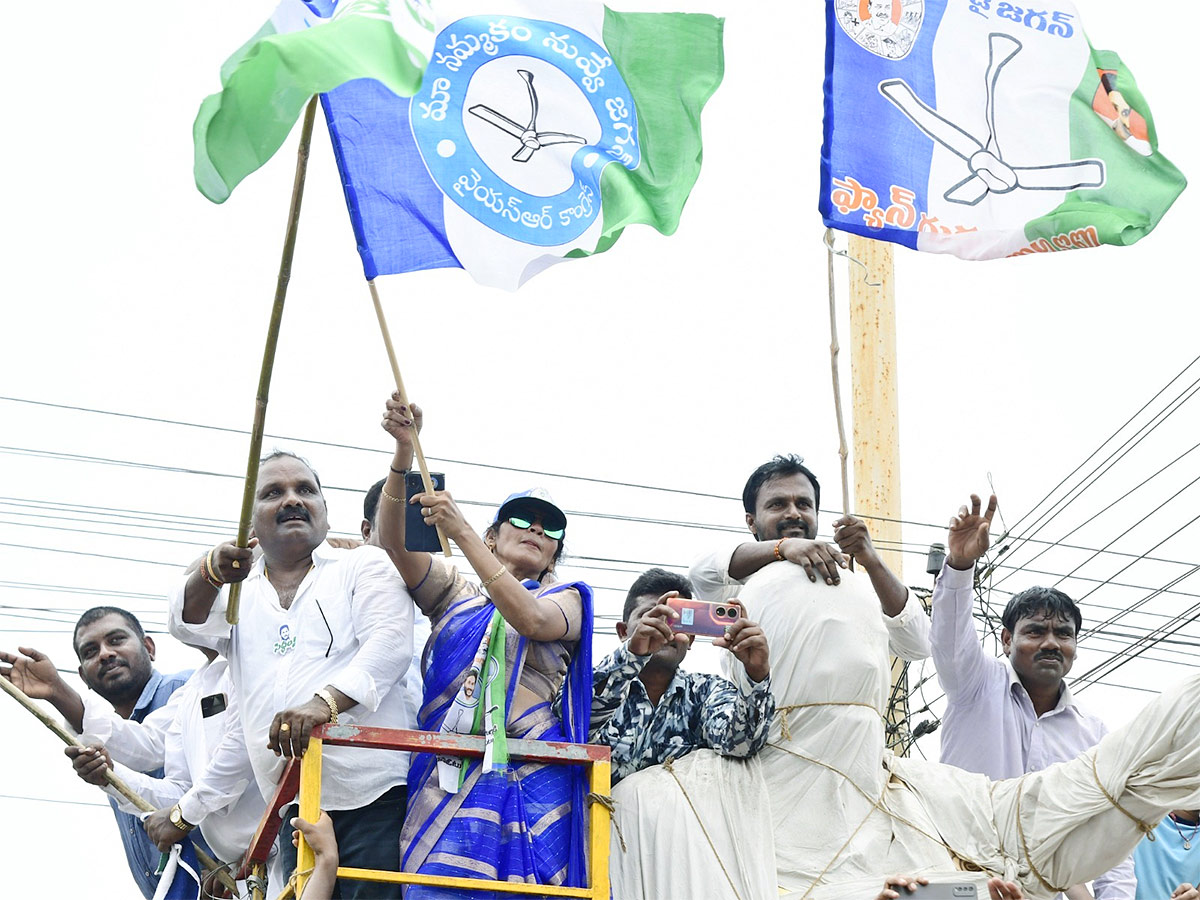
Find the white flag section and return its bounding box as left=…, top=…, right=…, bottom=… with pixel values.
left=821, top=0, right=1186, bottom=259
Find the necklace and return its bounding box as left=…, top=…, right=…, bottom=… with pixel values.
left=1169, top=813, right=1200, bottom=850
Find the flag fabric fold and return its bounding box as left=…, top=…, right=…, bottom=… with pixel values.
left=821, top=0, right=1185, bottom=259
left=194, top=0, right=434, bottom=203
left=322, top=0, right=724, bottom=289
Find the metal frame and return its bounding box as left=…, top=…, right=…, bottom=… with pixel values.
left=252, top=725, right=611, bottom=898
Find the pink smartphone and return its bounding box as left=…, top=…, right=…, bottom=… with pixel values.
left=665, top=596, right=742, bottom=637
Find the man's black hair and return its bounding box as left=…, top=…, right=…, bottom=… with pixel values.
left=73, top=606, right=145, bottom=656
left=364, top=478, right=386, bottom=528
left=623, top=568, right=693, bottom=622
left=742, top=454, right=821, bottom=516
left=259, top=450, right=323, bottom=490
left=1002, top=586, right=1082, bottom=635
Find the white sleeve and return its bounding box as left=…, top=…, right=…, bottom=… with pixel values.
left=884, top=589, right=932, bottom=661
left=689, top=545, right=746, bottom=604
left=103, top=761, right=188, bottom=815
left=81, top=689, right=179, bottom=772
left=177, top=689, right=254, bottom=825
left=326, top=551, right=413, bottom=712
left=167, top=576, right=232, bottom=654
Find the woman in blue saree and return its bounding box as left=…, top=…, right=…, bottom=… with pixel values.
left=377, top=395, right=593, bottom=898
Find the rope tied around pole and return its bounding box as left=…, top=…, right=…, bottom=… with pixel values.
left=587, top=792, right=625, bottom=852
left=775, top=701, right=884, bottom=742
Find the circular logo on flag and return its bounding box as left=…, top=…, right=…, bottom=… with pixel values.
left=834, top=0, right=923, bottom=60
left=411, top=16, right=641, bottom=247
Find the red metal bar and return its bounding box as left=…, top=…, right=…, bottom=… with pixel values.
left=314, top=724, right=612, bottom=765
left=236, top=757, right=300, bottom=878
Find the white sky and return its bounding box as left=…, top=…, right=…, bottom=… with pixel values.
left=1, top=0, right=1196, bottom=894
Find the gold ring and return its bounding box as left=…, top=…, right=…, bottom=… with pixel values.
left=280, top=723, right=290, bottom=732
left=232, top=560, right=241, bottom=569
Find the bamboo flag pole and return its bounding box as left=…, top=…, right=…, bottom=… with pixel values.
left=826, top=228, right=852, bottom=522
left=0, top=676, right=236, bottom=892
left=845, top=233, right=910, bottom=754
left=368, top=279, right=452, bottom=556
left=226, top=96, right=320, bottom=625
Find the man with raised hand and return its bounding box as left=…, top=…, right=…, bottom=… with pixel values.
left=931, top=493, right=1135, bottom=900
left=168, top=451, right=416, bottom=900
left=1, top=607, right=193, bottom=898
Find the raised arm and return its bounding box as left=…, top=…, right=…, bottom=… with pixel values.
left=931, top=494, right=1000, bottom=698
left=179, top=540, right=255, bottom=625
left=0, top=647, right=85, bottom=732
left=377, top=394, right=433, bottom=589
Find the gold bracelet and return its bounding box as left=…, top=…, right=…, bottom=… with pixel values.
left=380, top=487, right=404, bottom=503
left=773, top=538, right=786, bottom=561
left=314, top=688, right=339, bottom=725
left=481, top=565, right=507, bottom=589
left=203, top=547, right=226, bottom=588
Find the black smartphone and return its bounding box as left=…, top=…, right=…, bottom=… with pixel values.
left=200, top=693, right=227, bottom=718
left=405, top=470, right=446, bottom=552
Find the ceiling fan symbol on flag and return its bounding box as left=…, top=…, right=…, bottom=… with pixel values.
left=469, top=70, right=587, bottom=163
left=878, top=31, right=1106, bottom=205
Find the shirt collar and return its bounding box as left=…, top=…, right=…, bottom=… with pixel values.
left=250, top=539, right=337, bottom=578
left=1007, top=664, right=1077, bottom=714
left=131, top=669, right=164, bottom=717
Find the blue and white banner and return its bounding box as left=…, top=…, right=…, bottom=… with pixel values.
left=821, top=0, right=1185, bottom=258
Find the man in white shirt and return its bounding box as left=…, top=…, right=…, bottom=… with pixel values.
left=169, top=451, right=417, bottom=900
left=931, top=493, right=1135, bottom=899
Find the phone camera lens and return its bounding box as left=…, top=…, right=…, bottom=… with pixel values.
left=729, top=607, right=740, bottom=619
left=715, top=606, right=726, bottom=617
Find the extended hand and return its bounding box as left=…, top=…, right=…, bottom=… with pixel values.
left=1171, top=883, right=1199, bottom=900
left=381, top=393, right=423, bottom=445
left=832, top=516, right=881, bottom=569
left=713, top=614, right=769, bottom=683
left=64, top=743, right=112, bottom=786
left=987, top=878, right=1025, bottom=900
left=627, top=595, right=686, bottom=657
left=780, top=539, right=847, bottom=585
left=145, top=807, right=189, bottom=852
left=292, top=811, right=339, bottom=863
left=876, top=875, right=928, bottom=899
left=946, top=494, right=997, bottom=570
left=268, top=697, right=334, bottom=758
left=0, top=646, right=65, bottom=701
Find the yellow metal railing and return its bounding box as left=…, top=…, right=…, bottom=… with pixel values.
left=283, top=724, right=611, bottom=898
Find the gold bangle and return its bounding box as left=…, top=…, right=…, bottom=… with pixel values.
left=481, top=565, right=507, bottom=590
left=380, top=487, right=404, bottom=503
left=203, top=548, right=226, bottom=588
left=314, top=688, right=339, bottom=725
left=773, top=538, right=786, bottom=561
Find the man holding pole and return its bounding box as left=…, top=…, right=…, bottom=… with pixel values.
left=0, top=606, right=194, bottom=898
left=168, top=450, right=416, bottom=899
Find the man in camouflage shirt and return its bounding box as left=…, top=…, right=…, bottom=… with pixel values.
left=588, top=568, right=775, bottom=783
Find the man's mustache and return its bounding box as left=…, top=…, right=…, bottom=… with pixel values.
left=778, top=519, right=811, bottom=538
left=1035, top=651, right=1064, bottom=662
left=277, top=506, right=312, bottom=524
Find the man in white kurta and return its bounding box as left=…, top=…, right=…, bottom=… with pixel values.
left=691, top=457, right=1200, bottom=898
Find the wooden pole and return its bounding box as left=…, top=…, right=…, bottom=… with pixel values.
left=846, top=233, right=909, bottom=753
left=0, top=677, right=236, bottom=891
left=826, top=229, right=852, bottom=520
left=369, top=280, right=452, bottom=557
left=226, top=96, right=320, bottom=625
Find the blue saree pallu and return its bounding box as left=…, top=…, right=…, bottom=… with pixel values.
left=402, top=580, right=594, bottom=899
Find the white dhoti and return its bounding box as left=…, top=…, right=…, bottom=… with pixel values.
left=609, top=750, right=776, bottom=900
left=731, top=563, right=1200, bottom=899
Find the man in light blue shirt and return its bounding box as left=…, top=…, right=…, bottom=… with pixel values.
left=930, top=494, right=1135, bottom=899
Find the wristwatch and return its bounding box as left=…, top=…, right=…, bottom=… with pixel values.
left=169, top=804, right=195, bottom=833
